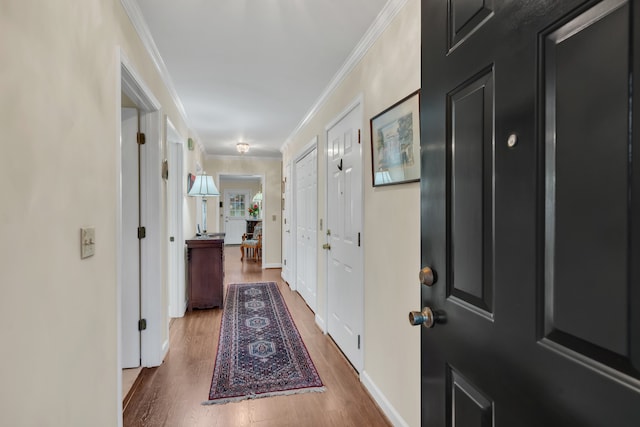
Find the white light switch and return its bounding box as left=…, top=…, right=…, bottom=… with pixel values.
left=81, top=227, right=95, bottom=259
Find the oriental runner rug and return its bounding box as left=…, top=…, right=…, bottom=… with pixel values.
left=204, top=281, right=325, bottom=404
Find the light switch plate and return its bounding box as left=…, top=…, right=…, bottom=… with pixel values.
left=81, top=227, right=95, bottom=259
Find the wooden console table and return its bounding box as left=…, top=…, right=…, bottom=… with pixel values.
left=186, top=233, right=225, bottom=310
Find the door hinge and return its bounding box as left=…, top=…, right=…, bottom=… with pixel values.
left=137, top=226, right=146, bottom=239
left=358, top=129, right=361, bottom=144
left=284, top=259, right=287, bottom=266
left=138, top=319, right=147, bottom=331
left=327, top=229, right=331, bottom=236
left=137, top=132, right=146, bottom=145
left=358, top=232, right=361, bottom=247
left=358, top=335, right=361, bottom=349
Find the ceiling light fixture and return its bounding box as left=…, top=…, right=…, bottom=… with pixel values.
left=236, top=142, right=250, bottom=154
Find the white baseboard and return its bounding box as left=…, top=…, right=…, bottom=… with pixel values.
left=315, top=314, right=327, bottom=333
left=361, top=371, right=410, bottom=427
left=262, top=263, right=281, bottom=269
left=161, top=338, right=170, bottom=361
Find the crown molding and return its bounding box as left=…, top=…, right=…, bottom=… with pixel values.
left=280, top=0, right=410, bottom=153
left=120, top=0, right=190, bottom=129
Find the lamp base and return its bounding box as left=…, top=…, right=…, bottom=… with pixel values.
left=202, top=198, right=208, bottom=234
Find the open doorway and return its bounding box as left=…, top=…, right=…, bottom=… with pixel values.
left=218, top=175, right=264, bottom=246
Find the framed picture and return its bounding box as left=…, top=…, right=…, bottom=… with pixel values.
left=370, top=89, right=421, bottom=187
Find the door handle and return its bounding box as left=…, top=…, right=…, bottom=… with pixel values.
left=419, top=266, right=436, bottom=287
left=408, top=307, right=445, bottom=328
left=322, top=243, right=331, bottom=250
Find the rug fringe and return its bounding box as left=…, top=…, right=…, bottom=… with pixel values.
left=201, top=386, right=326, bottom=406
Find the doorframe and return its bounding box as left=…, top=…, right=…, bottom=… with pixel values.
left=116, top=48, right=166, bottom=426
left=281, top=161, right=293, bottom=283
left=166, top=118, right=186, bottom=318
left=216, top=173, right=266, bottom=258
left=291, top=136, right=318, bottom=295
left=222, top=188, right=252, bottom=244
left=321, top=95, right=364, bottom=356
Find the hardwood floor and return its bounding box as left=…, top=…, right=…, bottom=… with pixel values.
left=123, top=248, right=391, bottom=427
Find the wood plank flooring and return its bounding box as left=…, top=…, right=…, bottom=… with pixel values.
left=123, top=248, right=391, bottom=427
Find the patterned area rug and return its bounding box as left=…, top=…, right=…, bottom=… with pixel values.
left=204, top=281, right=325, bottom=404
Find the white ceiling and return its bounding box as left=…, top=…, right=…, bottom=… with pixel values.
left=131, top=0, right=389, bottom=158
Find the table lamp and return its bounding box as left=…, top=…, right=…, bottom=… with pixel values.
left=188, top=173, right=220, bottom=233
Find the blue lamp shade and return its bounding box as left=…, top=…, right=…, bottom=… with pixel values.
left=188, top=174, right=219, bottom=197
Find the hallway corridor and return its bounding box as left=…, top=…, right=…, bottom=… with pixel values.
left=123, top=249, right=390, bottom=426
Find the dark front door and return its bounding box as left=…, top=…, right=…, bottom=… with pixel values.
left=417, top=0, right=640, bottom=425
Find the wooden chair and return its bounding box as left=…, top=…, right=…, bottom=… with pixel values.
left=240, top=224, right=262, bottom=261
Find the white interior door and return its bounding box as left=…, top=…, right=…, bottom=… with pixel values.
left=296, top=148, right=318, bottom=311
left=167, top=132, right=185, bottom=318
left=121, top=107, right=140, bottom=369
left=224, top=189, right=250, bottom=244
left=326, top=103, right=363, bottom=371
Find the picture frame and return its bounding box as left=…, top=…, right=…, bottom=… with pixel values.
left=370, top=89, right=421, bottom=187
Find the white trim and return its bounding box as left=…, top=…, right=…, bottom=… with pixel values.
left=167, top=119, right=186, bottom=319
left=117, top=53, right=165, bottom=425
left=281, top=161, right=293, bottom=284
left=120, top=51, right=162, bottom=112
left=361, top=371, right=410, bottom=427
left=297, top=136, right=319, bottom=159
left=281, top=0, right=409, bottom=153
left=139, top=106, right=164, bottom=368
left=161, top=338, right=170, bottom=361
left=263, top=263, right=283, bottom=269
left=120, top=0, right=189, bottom=126
left=325, top=94, right=364, bottom=132
left=315, top=314, right=327, bottom=334
left=115, top=48, right=124, bottom=427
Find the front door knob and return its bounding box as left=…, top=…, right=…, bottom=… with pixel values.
left=419, top=266, right=436, bottom=286
left=409, top=307, right=444, bottom=328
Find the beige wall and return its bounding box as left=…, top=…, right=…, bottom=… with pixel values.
left=204, top=156, right=282, bottom=267
left=0, top=0, right=197, bottom=425
left=281, top=0, right=421, bottom=425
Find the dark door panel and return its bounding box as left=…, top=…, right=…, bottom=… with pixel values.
left=447, top=66, right=495, bottom=316
left=419, top=0, right=640, bottom=425
left=542, top=0, right=633, bottom=370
